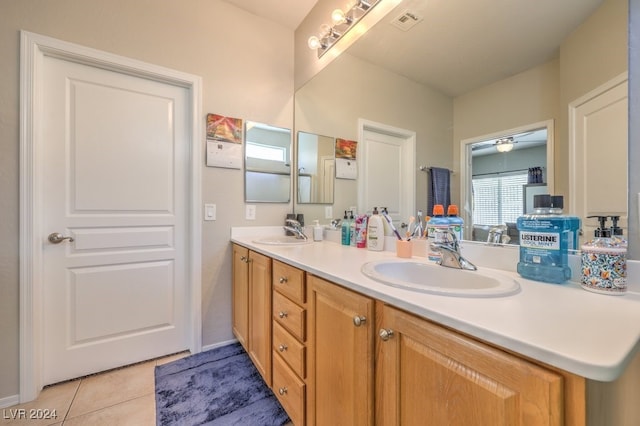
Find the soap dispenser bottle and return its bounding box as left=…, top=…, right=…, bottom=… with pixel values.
left=367, top=207, right=385, bottom=251
left=313, top=220, right=323, bottom=242
left=581, top=216, right=627, bottom=295
left=341, top=211, right=350, bottom=246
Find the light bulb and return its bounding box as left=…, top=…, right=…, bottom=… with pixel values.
left=495, top=142, right=513, bottom=153
left=319, top=24, right=332, bottom=37
left=308, top=36, right=322, bottom=50
left=332, top=9, right=347, bottom=25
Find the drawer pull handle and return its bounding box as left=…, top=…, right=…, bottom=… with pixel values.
left=353, top=315, right=367, bottom=327
left=278, top=311, right=288, bottom=319
left=279, top=276, right=288, bottom=284
left=379, top=328, right=394, bottom=341
left=278, top=344, right=288, bottom=352
left=278, top=387, right=288, bottom=395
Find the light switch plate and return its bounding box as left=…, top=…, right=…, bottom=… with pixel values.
left=246, top=205, right=256, bottom=220
left=204, top=203, right=216, bottom=221
left=325, top=206, right=333, bottom=219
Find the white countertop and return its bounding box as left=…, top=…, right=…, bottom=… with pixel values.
left=231, top=226, right=640, bottom=382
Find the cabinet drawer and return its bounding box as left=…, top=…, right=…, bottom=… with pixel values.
left=273, top=260, right=305, bottom=304
left=273, top=291, right=306, bottom=341
left=273, top=352, right=305, bottom=426
left=273, top=321, right=306, bottom=379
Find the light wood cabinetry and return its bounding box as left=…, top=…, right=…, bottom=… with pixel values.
left=272, top=260, right=307, bottom=426
left=248, top=250, right=272, bottom=386
left=376, top=303, right=582, bottom=426
left=232, top=244, right=273, bottom=386
left=234, top=245, right=587, bottom=425
left=307, top=274, right=375, bottom=426
left=231, top=244, right=249, bottom=350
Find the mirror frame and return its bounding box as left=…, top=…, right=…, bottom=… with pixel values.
left=459, top=119, right=555, bottom=240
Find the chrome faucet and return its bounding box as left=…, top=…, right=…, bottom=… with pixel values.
left=430, top=229, right=477, bottom=270
left=283, top=219, right=308, bottom=240
left=487, top=224, right=511, bottom=245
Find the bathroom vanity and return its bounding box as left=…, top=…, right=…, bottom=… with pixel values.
left=231, top=228, right=640, bottom=425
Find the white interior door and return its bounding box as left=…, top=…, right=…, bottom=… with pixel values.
left=40, top=53, right=191, bottom=385
left=358, top=120, right=415, bottom=228
left=570, top=73, right=628, bottom=243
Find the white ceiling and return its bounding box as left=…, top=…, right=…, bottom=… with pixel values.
left=221, top=0, right=318, bottom=30
left=223, top=0, right=604, bottom=96
left=347, top=0, right=604, bottom=96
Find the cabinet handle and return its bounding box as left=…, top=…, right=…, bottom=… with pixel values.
left=278, top=311, right=288, bottom=319
left=278, top=344, right=288, bottom=352
left=278, top=387, right=288, bottom=395
left=279, top=276, right=288, bottom=284
left=379, top=328, right=394, bottom=341
left=353, top=315, right=367, bottom=327
left=240, top=256, right=250, bottom=263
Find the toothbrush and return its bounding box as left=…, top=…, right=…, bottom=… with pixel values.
left=381, top=208, right=403, bottom=240
left=406, top=216, right=415, bottom=238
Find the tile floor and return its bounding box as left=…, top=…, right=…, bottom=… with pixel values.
left=0, top=352, right=189, bottom=426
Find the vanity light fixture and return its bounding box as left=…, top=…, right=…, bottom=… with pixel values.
left=495, top=137, right=514, bottom=153
left=308, top=0, right=380, bottom=58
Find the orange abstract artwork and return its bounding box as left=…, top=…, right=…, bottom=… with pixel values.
left=206, top=113, right=243, bottom=143
left=335, top=138, right=357, bottom=160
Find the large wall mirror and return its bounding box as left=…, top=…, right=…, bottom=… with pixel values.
left=244, top=121, right=291, bottom=203
left=294, top=0, right=630, bottom=255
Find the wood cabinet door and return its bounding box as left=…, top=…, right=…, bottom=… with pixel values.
left=248, top=250, right=272, bottom=386
left=232, top=244, right=249, bottom=350
left=307, top=275, right=375, bottom=426
left=376, top=303, right=564, bottom=426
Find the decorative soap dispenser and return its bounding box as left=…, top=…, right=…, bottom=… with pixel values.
left=581, top=216, right=627, bottom=295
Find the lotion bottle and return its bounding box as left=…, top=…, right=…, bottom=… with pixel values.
left=367, top=207, right=384, bottom=251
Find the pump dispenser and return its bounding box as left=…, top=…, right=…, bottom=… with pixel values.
left=581, top=216, right=627, bottom=295
left=341, top=211, right=350, bottom=246
left=610, top=216, right=627, bottom=247
left=367, top=207, right=385, bottom=251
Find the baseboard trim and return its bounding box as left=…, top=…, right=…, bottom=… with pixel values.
left=0, top=394, right=20, bottom=409
left=201, top=338, right=238, bottom=353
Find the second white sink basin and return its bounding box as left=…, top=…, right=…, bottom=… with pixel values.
left=361, top=260, right=520, bottom=298
left=252, top=235, right=313, bottom=246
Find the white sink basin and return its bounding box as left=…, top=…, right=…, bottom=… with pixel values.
left=361, top=260, right=520, bottom=297
left=252, top=235, right=313, bottom=246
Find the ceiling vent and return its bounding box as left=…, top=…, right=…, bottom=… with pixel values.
left=390, top=9, right=424, bottom=31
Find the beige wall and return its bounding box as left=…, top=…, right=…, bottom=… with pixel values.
left=295, top=53, right=453, bottom=222
left=0, top=0, right=294, bottom=401
left=453, top=0, right=628, bottom=206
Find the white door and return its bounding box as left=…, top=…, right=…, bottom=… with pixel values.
left=358, top=121, right=415, bottom=229
left=40, top=53, right=191, bottom=385
left=570, top=73, right=628, bottom=243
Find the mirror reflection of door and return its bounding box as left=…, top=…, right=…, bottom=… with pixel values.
left=296, top=131, right=335, bottom=204
left=468, top=127, right=548, bottom=244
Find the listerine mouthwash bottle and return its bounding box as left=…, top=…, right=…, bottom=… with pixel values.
left=516, top=194, right=580, bottom=284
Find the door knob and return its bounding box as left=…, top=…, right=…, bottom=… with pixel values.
left=48, top=232, right=74, bottom=244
